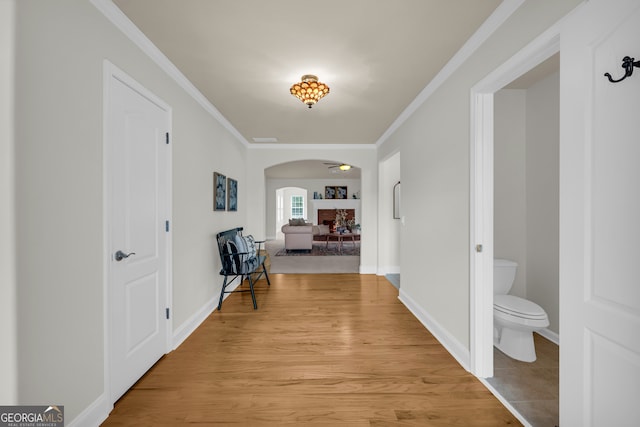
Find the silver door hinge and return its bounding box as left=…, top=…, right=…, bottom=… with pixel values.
left=476, top=244, right=483, bottom=253
left=166, top=308, right=170, bottom=319
left=165, top=132, right=170, bottom=145
left=165, top=220, right=170, bottom=232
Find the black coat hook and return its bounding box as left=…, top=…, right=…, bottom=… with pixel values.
left=604, top=56, right=640, bottom=83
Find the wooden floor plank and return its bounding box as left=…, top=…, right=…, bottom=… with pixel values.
left=102, top=274, right=520, bottom=426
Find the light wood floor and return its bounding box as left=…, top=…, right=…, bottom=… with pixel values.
left=102, top=274, right=521, bottom=426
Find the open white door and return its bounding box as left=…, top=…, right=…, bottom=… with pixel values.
left=561, top=0, right=640, bottom=424
left=105, top=63, right=171, bottom=403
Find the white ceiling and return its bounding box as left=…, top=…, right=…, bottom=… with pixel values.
left=265, top=160, right=361, bottom=179
left=112, top=0, right=503, bottom=145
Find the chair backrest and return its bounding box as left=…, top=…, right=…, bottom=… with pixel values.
left=216, top=227, right=243, bottom=272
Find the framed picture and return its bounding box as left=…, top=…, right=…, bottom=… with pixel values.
left=227, top=178, right=238, bottom=211
left=336, top=186, right=348, bottom=199
left=325, top=186, right=336, bottom=199
left=213, top=172, right=226, bottom=211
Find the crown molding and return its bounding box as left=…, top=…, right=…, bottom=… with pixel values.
left=248, top=143, right=376, bottom=150
left=90, top=0, right=250, bottom=147
left=375, top=0, right=526, bottom=147
left=92, top=0, right=524, bottom=151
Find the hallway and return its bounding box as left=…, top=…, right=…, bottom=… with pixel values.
left=102, top=274, right=520, bottom=426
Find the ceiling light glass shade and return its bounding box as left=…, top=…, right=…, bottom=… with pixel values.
left=290, top=74, right=330, bottom=108
left=339, top=164, right=351, bottom=171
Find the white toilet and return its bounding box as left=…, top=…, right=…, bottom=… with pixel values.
left=493, top=259, right=549, bottom=362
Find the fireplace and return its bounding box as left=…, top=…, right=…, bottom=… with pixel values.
left=310, top=199, right=361, bottom=229
left=318, top=209, right=355, bottom=231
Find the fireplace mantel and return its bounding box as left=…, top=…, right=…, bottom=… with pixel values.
left=310, top=199, right=360, bottom=225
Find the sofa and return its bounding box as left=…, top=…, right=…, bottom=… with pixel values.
left=312, top=224, right=330, bottom=241
left=281, top=222, right=331, bottom=251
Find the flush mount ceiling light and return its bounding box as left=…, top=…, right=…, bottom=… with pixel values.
left=290, top=74, right=330, bottom=108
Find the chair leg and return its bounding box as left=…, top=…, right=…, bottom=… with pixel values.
left=248, top=276, right=257, bottom=309
left=262, top=263, right=271, bottom=286
left=217, top=276, right=228, bottom=310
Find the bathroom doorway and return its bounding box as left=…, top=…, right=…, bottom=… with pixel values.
left=488, top=54, right=560, bottom=426
left=492, top=54, right=560, bottom=343
left=469, top=27, right=560, bottom=426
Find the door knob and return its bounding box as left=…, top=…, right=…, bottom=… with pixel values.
left=114, top=250, right=136, bottom=261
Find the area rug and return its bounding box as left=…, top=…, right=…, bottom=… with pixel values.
left=276, top=242, right=360, bottom=256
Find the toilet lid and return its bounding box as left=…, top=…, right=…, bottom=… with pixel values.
left=494, top=295, right=548, bottom=319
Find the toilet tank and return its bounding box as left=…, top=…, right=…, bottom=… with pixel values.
left=494, top=259, right=517, bottom=295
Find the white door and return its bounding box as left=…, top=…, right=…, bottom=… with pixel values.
left=106, top=64, right=171, bottom=403
left=561, top=0, right=640, bottom=425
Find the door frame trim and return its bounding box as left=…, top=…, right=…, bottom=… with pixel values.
left=102, top=60, right=173, bottom=407
left=469, top=26, right=560, bottom=378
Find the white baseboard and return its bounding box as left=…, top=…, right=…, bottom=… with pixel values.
left=376, top=265, right=400, bottom=276
left=536, top=328, right=559, bottom=346
left=77, top=285, right=242, bottom=427
left=66, top=392, right=110, bottom=427
left=172, top=282, right=241, bottom=349
left=398, top=289, right=471, bottom=371
left=172, top=299, right=216, bottom=350
left=359, top=265, right=377, bottom=274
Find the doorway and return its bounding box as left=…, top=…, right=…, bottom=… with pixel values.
left=379, top=152, right=401, bottom=288
left=104, top=62, right=172, bottom=404
left=275, top=187, right=308, bottom=240
left=469, top=15, right=560, bottom=421
left=470, top=26, right=560, bottom=378
left=469, top=25, right=561, bottom=426
left=487, top=56, right=560, bottom=426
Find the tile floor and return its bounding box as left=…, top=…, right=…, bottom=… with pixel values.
left=487, top=333, right=559, bottom=427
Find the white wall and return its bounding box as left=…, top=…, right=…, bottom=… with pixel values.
left=494, top=89, right=527, bottom=298
left=525, top=72, right=559, bottom=334
left=14, top=0, right=247, bottom=422
left=0, top=0, right=17, bottom=405
left=266, top=178, right=361, bottom=239
left=381, top=0, right=580, bottom=353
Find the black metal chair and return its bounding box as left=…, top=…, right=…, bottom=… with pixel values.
left=216, top=227, right=270, bottom=310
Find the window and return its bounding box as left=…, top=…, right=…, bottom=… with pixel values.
left=291, top=196, right=304, bottom=218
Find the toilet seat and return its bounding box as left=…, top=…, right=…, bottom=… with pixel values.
left=494, top=295, right=548, bottom=320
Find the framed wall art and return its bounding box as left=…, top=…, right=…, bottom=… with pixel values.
left=227, top=178, right=238, bottom=211
left=325, top=186, right=348, bottom=199
left=324, top=186, right=336, bottom=199
left=213, top=172, right=226, bottom=211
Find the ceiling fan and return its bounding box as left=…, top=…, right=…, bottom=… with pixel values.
left=324, top=162, right=352, bottom=171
